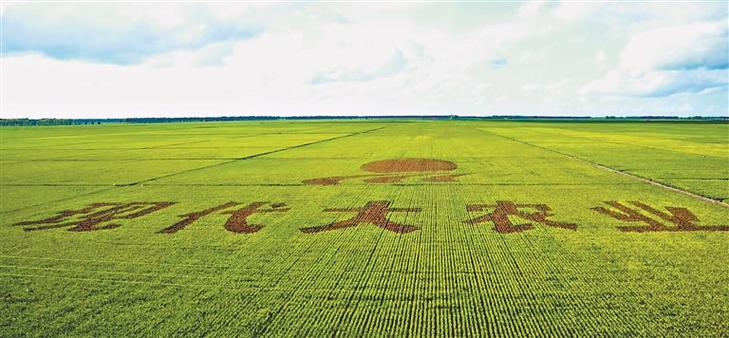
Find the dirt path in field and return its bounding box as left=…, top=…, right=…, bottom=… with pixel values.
left=476, top=128, right=729, bottom=209
left=1, top=126, right=388, bottom=215
left=120, top=126, right=389, bottom=186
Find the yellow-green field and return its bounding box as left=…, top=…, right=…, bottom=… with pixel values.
left=1, top=120, right=727, bottom=336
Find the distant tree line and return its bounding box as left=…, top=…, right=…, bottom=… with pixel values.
left=1, top=115, right=726, bottom=126
left=0, top=118, right=104, bottom=126
left=1, top=116, right=395, bottom=126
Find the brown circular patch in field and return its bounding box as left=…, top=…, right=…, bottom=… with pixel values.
left=361, top=158, right=457, bottom=173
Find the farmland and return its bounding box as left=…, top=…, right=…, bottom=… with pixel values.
left=0, top=119, right=728, bottom=336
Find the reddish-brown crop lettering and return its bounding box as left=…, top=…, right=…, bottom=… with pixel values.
left=159, top=201, right=289, bottom=234
left=223, top=202, right=290, bottom=233
left=15, top=202, right=175, bottom=232
left=158, top=202, right=240, bottom=234
left=591, top=201, right=729, bottom=232
left=464, top=201, right=576, bottom=233
left=19, top=200, right=724, bottom=236
left=301, top=200, right=421, bottom=234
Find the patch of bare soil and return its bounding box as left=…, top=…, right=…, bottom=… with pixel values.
left=302, top=158, right=462, bottom=185
left=363, top=175, right=413, bottom=184
left=422, top=174, right=466, bottom=182
left=361, top=158, right=457, bottom=173
left=302, top=175, right=375, bottom=186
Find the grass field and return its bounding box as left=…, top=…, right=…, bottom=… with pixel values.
left=1, top=120, right=728, bottom=336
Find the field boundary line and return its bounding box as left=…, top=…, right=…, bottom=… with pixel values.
left=1, top=183, right=657, bottom=193
left=0, top=263, right=225, bottom=280
left=121, top=126, right=388, bottom=186
left=0, top=272, right=205, bottom=288
left=0, top=186, right=118, bottom=215
left=0, top=254, right=230, bottom=269
left=1, top=127, right=387, bottom=215
left=476, top=128, right=729, bottom=208
left=0, top=182, right=650, bottom=187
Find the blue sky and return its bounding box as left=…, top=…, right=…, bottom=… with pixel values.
left=1, top=2, right=727, bottom=118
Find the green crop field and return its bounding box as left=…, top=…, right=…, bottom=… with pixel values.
left=1, top=120, right=727, bottom=336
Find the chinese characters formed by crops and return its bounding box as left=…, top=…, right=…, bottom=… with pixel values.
left=591, top=201, right=729, bottom=232
left=14, top=200, right=729, bottom=234
left=15, top=202, right=175, bottom=232
left=300, top=201, right=421, bottom=234
left=464, top=201, right=576, bottom=233
left=159, top=201, right=290, bottom=234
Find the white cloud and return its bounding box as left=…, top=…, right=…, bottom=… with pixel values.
left=551, top=2, right=604, bottom=21
left=581, top=69, right=727, bottom=97
left=1, top=3, right=261, bottom=64
left=517, top=1, right=550, bottom=19
left=524, top=79, right=572, bottom=93
left=620, top=20, right=728, bottom=72
left=583, top=19, right=728, bottom=99
left=311, top=49, right=408, bottom=84
left=1, top=2, right=727, bottom=117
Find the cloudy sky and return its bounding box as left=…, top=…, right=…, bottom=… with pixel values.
left=1, top=2, right=727, bottom=118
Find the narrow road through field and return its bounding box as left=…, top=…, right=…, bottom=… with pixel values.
left=121, top=126, right=389, bottom=186
left=475, top=127, right=729, bottom=208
